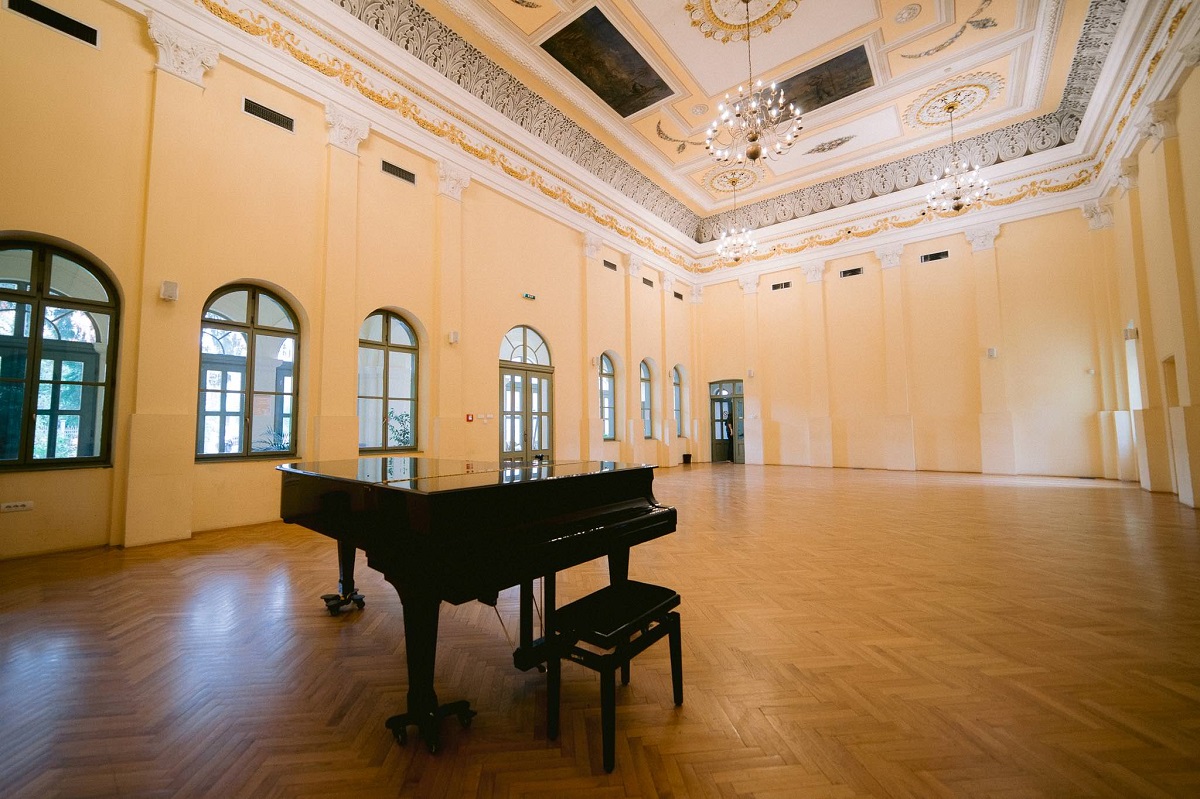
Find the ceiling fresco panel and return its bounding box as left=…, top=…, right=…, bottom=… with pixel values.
left=541, top=7, right=674, bottom=118
left=776, top=45, right=875, bottom=116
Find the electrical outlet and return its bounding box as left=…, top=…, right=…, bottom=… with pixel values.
left=1, top=501, right=33, bottom=513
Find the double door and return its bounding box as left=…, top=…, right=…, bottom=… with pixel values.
left=710, top=380, right=744, bottom=464
left=500, top=367, right=552, bottom=463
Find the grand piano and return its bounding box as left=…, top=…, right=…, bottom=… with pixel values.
left=278, top=457, right=677, bottom=750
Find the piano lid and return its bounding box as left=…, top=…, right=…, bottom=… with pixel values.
left=278, top=457, right=655, bottom=495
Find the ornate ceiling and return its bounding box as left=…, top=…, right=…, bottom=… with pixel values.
left=404, top=0, right=1114, bottom=238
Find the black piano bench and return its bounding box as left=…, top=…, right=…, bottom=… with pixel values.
left=547, top=580, right=682, bottom=773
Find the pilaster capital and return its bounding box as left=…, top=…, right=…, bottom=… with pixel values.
left=584, top=234, right=602, bottom=259
left=1138, top=98, right=1178, bottom=148
left=690, top=284, right=704, bottom=304
left=1117, top=157, right=1139, bottom=194
left=147, top=12, right=219, bottom=88
left=661, top=273, right=676, bottom=294
left=1081, top=200, right=1114, bottom=230
left=964, top=223, right=1000, bottom=252
left=437, top=161, right=471, bottom=200
left=738, top=274, right=759, bottom=295
left=325, top=104, right=369, bottom=155
left=803, top=262, right=825, bottom=283
left=1181, top=33, right=1200, bottom=68
left=628, top=256, right=643, bottom=277
left=874, top=244, right=904, bottom=270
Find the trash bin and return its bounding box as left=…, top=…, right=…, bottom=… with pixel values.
left=682, top=454, right=692, bottom=465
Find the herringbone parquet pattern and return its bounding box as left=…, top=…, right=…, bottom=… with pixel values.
left=2, top=465, right=1199, bottom=797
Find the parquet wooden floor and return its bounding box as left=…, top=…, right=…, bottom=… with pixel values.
left=2, top=465, right=1199, bottom=797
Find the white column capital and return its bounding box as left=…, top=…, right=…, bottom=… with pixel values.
left=437, top=161, right=471, bottom=200
left=661, top=274, right=676, bottom=294
left=628, top=256, right=643, bottom=277
left=803, top=262, right=825, bottom=283
left=1138, top=98, right=1178, bottom=149
left=325, top=104, right=369, bottom=155
left=690, top=284, right=704, bottom=304
left=964, top=223, right=1000, bottom=252
left=584, top=234, right=602, bottom=259
left=147, top=12, right=219, bottom=88
left=874, top=244, right=904, bottom=270
left=738, top=274, right=759, bottom=295
left=1181, top=33, right=1200, bottom=67
left=1082, top=201, right=1114, bottom=231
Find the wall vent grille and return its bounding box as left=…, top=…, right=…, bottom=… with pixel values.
left=920, top=250, right=950, bottom=263
left=674, top=291, right=684, bottom=301
left=382, top=161, right=416, bottom=183
left=839, top=267, right=864, bottom=278
left=771, top=281, right=792, bottom=291
left=244, top=98, right=294, bottom=131
left=8, top=0, right=97, bottom=44
left=642, top=277, right=654, bottom=287
left=603, top=260, right=617, bottom=271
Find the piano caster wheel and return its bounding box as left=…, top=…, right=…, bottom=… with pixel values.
left=458, top=708, right=477, bottom=728
left=321, top=592, right=365, bottom=616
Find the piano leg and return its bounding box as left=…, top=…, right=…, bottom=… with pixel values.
left=384, top=593, right=476, bottom=752
left=321, top=540, right=366, bottom=615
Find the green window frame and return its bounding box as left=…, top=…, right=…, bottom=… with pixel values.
left=197, top=285, right=299, bottom=459
left=672, top=365, right=683, bottom=438
left=358, top=310, right=418, bottom=452
left=0, top=242, right=119, bottom=469
left=640, top=360, right=653, bottom=439
left=599, top=353, right=616, bottom=440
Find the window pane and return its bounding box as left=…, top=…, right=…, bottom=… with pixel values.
left=202, top=327, right=248, bottom=357
left=54, top=416, right=79, bottom=458
left=223, top=415, right=242, bottom=453
left=0, top=383, right=24, bottom=460
left=37, top=383, right=52, bottom=410
left=43, top=307, right=98, bottom=343
left=389, top=317, right=415, bottom=346
left=388, top=351, right=415, bottom=399
left=250, top=395, right=291, bottom=452
left=387, top=400, right=414, bottom=447
left=358, top=346, right=384, bottom=397
left=541, top=416, right=550, bottom=451
left=59, top=383, right=81, bottom=411
left=49, top=255, right=108, bottom=302
left=257, top=293, right=295, bottom=331
left=0, top=249, right=33, bottom=291
left=360, top=313, right=384, bottom=343
left=202, top=416, right=222, bottom=454
left=205, top=290, right=249, bottom=323
left=253, top=334, right=294, bottom=392
left=0, top=302, right=33, bottom=350
left=226, top=371, right=242, bottom=392
left=60, top=360, right=84, bottom=382
left=205, top=391, right=221, bottom=412
left=358, top=398, right=383, bottom=448
left=225, top=393, right=241, bottom=413
left=33, top=414, right=50, bottom=459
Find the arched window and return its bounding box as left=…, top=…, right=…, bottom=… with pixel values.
left=0, top=242, right=118, bottom=467
left=358, top=311, right=418, bottom=451
left=197, top=285, right=298, bottom=458
left=672, top=365, right=683, bottom=438
left=500, top=326, right=553, bottom=462
left=598, top=353, right=616, bottom=441
left=640, top=360, right=653, bottom=439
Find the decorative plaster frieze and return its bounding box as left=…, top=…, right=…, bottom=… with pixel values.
left=147, top=11, right=218, bottom=88
left=1138, top=98, right=1179, bottom=149
left=661, top=274, right=676, bottom=294
left=1082, top=201, right=1114, bottom=230
left=437, top=161, right=471, bottom=200
left=803, top=263, right=825, bottom=283
left=690, top=284, right=704, bottom=304
left=1180, top=33, right=1200, bottom=67
left=325, top=104, right=369, bottom=154
left=738, top=275, right=759, bottom=295
left=964, top=223, right=1000, bottom=252
left=875, top=245, right=904, bottom=269
left=584, top=234, right=601, bottom=260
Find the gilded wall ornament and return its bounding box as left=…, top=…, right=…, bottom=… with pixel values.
left=684, top=0, right=799, bottom=43
left=705, top=165, right=763, bottom=194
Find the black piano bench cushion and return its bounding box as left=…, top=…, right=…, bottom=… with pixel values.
left=553, top=580, right=680, bottom=648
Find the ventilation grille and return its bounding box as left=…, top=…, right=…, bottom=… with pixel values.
left=920, top=250, right=949, bottom=263
left=642, top=277, right=654, bottom=287
left=382, top=161, right=415, bottom=183
left=839, top=267, right=863, bottom=278
left=674, top=291, right=684, bottom=301
left=244, top=98, right=294, bottom=131
left=8, top=0, right=97, bottom=44
left=771, top=281, right=792, bottom=291
left=603, top=260, right=618, bottom=271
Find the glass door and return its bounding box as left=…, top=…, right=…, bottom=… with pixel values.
left=709, top=380, right=744, bottom=463
left=500, top=366, right=553, bottom=463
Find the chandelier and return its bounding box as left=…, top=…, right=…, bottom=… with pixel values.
left=716, top=174, right=758, bottom=264
left=926, top=99, right=989, bottom=213
left=705, top=0, right=802, bottom=164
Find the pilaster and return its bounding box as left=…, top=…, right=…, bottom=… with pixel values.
left=431, top=160, right=471, bottom=456
left=967, top=223, right=1016, bottom=474
left=803, top=262, right=832, bottom=466
left=740, top=274, right=763, bottom=464
left=875, top=244, right=915, bottom=470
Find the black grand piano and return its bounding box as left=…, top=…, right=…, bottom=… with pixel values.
left=278, top=457, right=676, bottom=750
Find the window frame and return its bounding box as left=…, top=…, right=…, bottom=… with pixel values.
left=640, top=360, right=653, bottom=439
left=0, top=241, right=119, bottom=471
left=599, top=353, right=616, bottom=441
left=196, top=284, right=300, bottom=461
left=357, top=310, right=419, bottom=453
left=672, top=365, right=683, bottom=438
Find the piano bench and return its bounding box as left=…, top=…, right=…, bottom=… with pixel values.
left=547, top=580, right=682, bottom=773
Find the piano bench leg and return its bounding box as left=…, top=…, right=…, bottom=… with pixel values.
left=385, top=700, right=476, bottom=753
left=321, top=591, right=365, bottom=616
